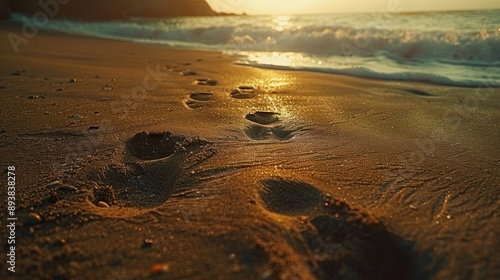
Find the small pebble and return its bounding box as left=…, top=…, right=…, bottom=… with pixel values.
left=142, top=238, right=154, bottom=249
left=56, top=88, right=64, bottom=91
left=150, top=263, right=170, bottom=274
left=97, top=201, right=110, bottom=208
left=69, top=114, right=82, bottom=119
left=46, top=180, right=61, bottom=188
left=227, top=253, right=236, bottom=262
left=24, top=212, right=42, bottom=226
left=56, top=238, right=67, bottom=246
left=69, top=78, right=78, bottom=83
left=88, top=126, right=100, bottom=130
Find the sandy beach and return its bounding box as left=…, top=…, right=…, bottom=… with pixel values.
left=0, top=22, right=499, bottom=279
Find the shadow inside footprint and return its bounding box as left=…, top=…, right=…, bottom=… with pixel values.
left=403, top=88, right=433, bottom=96
left=194, top=78, right=218, bottom=86
left=244, top=125, right=296, bottom=141
left=190, top=92, right=214, bottom=101
left=231, top=85, right=257, bottom=99
left=126, top=131, right=184, bottom=160
left=259, top=177, right=412, bottom=280
left=302, top=203, right=412, bottom=280
left=87, top=132, right=215, bottom=208
left=245, top=111, right=280, bottom=125
left=184, top=100, right=205, bottom=109
left=259, top=178, right=325, bottom=215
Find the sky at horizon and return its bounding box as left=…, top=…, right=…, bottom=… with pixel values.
left=205, top=0, right=500, bottom=15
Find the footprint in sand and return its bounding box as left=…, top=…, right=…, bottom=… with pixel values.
left=183, top=92, right=214, bottom=109
left=190, top=92, right=214, bottom=101
left=86, top=131, right=215, bottom=210
left=402, top=88, right=433, bottom=97
left=259, top=179, right=325, bottom=214
left=244, top=125, right=297, bottom=141
left=245, top=111, right=280, bottom=125
left=257, top=178, right=411, bottom=280
left=194, top=78, right=218, bottom=86
left=180, top=70, right=197, bottom=76
left=126, top=131, right=184, bottom=160
left=166, top=63, right=194, bottom=75
left=242, top=110, right=299, bottom=141
left=231, top=85, right=298, bottom=140
left=230, top=85, right=258, bottom=99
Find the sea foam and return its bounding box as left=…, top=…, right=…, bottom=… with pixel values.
left=10, top=10, right=500, bottom=87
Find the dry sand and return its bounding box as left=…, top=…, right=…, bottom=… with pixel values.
left=0, top=22, right=499, bottom=279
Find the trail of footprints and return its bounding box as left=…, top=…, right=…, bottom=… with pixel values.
left=26, top=61, right=416, bottom=279
left=176, top=62, right=298, bottom=141
left=175, top=62, right=410, bottom=278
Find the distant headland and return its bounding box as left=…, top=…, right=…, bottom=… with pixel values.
left=1, top=0, right=221, bottom=20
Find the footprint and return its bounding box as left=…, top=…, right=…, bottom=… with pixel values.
left=230, top=85, right=257, bottom=99
left=184, top=100, right=205, bottom=109
left=259, top=179, right=325, bottom=215
left=194, top=78, right=218, bottom=86
left=180, top=70, right=197, bottom=76
left=183, top=92, right=214, bottom=109
left=189, top=92, right=214, bottom=102
left=244, top=125, right=296, bottom=141
left=402, top=88, right=433, bottom=97
left=258, top=178, right=412, bottom=280
left=126, top=131, right=184, bottom=160
left=245, top=111, right=280, bottom=125
left=88, top=131, right=215, bottom=209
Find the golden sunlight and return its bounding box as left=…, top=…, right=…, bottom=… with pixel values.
left=272, top=16, right=291, bottom=31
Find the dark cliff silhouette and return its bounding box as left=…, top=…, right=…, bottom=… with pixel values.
left=4, top=0, right=217, bottom=20
left=0, top=0, right=10, bottom=19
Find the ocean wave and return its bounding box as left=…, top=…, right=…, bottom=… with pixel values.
left=238, top=61, right=500, bottom=88
left=18, top=12, right=499, bottom=67
left=10, top=11, right=499, bottom=87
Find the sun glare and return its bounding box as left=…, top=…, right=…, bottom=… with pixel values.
left=272, top=16, right=291, bottom=31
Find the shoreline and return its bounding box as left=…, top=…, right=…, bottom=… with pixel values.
left=1, top=22, right=499, bottom=279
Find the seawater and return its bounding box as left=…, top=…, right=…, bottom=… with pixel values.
left=11, top=10, right=500, bottom=87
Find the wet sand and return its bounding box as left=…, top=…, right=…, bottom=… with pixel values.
left=0, top=22, right=499, bottom=279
